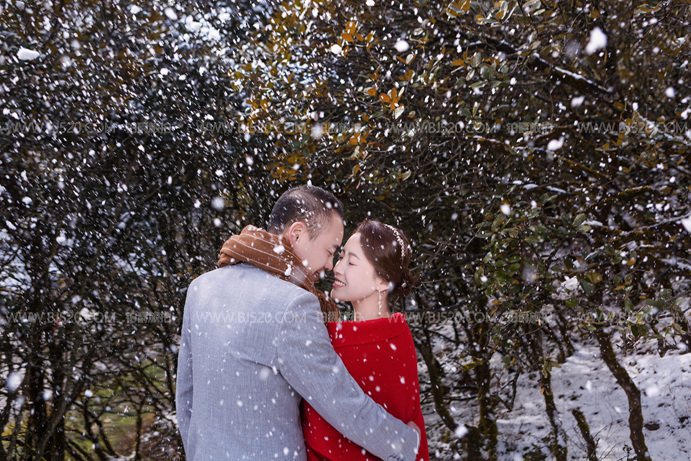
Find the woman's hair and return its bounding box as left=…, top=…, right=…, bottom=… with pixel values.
left=354, top=219, right=418, bottom=302
left=267, top=185, right=343, bottom=236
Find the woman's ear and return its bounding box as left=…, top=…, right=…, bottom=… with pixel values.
left=286, top=221, right=307, bottom=247
left=375, top=276, right=391, bottom=293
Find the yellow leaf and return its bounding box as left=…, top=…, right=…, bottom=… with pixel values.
left=349, top=136, right=359, bottom=145
left=627, top=258, right=636, bottom=266
left=400, top=69, right=414, bottom=81
left=452, top=59, right=465, bottom=66
left=365, top=32, right=374, bottom=42
left=346, top=21, right=356, bottom=35
left=366, top=87, right=377, bottom=96
left=461, top=0, right=471, bottom=12
left=391, top=88, right=398, bottom=100
left=353, top=164, right=360, bottom=176
left=614, top=101, right=625, bottom=111
left=379, top=93, right=391, bottom=103
left=342, top=33, right=353, bottom=42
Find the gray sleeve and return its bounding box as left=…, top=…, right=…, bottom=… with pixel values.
left=175, top=284, right=194, bottom=451
left=276, top=293, right=419, bottom=461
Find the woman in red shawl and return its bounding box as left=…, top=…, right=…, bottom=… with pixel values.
left=301, top=220, right=430, bottom=461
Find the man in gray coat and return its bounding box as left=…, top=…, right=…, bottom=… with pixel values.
left=176, top=185, right=420, bottom=460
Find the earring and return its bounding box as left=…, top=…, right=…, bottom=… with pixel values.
left=378, top=290, right=382, bottom=316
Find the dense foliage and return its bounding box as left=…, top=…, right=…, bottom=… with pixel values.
left=1, top=0, right=689, bottom=459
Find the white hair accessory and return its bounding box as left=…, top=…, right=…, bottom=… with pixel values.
left=385, top=224, right=406, bottom=261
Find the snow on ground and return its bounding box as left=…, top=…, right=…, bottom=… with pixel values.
left=422, top=337, right=691, bottom=460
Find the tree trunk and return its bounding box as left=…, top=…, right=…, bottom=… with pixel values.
left=414, top=330, right=457, bottom=431
left=553, top=308, right=576, bottom=362
left=28, top=360, right=50, bottom=458
left=595, top=329, right=651, bottom=461
left=572, top=407, right=598, bottom=461
left=462, top=425, right=484, bottom=461
left=539, top=368, right=568, bottom=461
left=49, top=335, right=67, bottom=461
left=671, top=305, right=691, bottom=353
left=474, top=359, right=498, bottom=461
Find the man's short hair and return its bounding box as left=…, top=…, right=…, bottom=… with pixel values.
left=267, top=185, right=344, bottom=236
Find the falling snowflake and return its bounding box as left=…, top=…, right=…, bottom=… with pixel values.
left=547, top=137, right=565, bottom=151
left=394, top=40, right=410, bottom=52
left=585, top=27, right=607, bottom=54
left=17, top=47, right=40, bottom=60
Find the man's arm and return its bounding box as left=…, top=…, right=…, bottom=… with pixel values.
left=277, top=293, right=419, bottom=461
left=175, top=285, right=194, bottom=451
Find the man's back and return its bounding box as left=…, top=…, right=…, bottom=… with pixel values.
left=177, top=263, right=310, bottom=459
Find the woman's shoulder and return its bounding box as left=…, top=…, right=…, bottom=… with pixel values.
left=327, top=313, right=412, bottom=347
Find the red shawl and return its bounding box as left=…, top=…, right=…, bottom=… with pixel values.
left=301, top=313, right=430, bottom=461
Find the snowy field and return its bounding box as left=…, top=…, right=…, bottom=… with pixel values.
left=422, top=339, right=691, bottom=460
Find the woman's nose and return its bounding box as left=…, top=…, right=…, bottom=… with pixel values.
left=333, top=259, right=343, bottom=274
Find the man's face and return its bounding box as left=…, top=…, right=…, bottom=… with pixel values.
left=291, top=213, right=344, bottom=281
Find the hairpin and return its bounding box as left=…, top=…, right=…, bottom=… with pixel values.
left=385, top=224, right=406, bottom=261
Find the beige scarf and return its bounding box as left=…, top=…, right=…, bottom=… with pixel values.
left=218, top=225, right=339, bottom=323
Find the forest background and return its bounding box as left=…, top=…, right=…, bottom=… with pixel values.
left=1, top=0, right=690, bottom=459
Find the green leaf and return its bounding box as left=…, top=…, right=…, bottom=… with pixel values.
left=579, top=277, right=594, bottom=293
left=573, top=213, right=586, bottom=227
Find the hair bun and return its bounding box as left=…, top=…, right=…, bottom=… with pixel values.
left=392, top=268, right=418, bottom=300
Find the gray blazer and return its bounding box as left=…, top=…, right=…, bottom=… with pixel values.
left=176, top=263, right=419, bottom=460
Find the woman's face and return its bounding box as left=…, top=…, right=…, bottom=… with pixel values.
left=331, top=233, right=385, bottom=303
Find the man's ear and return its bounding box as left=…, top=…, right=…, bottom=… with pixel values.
left=286, top=221, right=307, bottom=247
